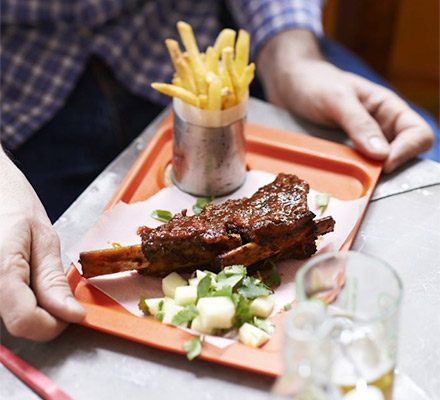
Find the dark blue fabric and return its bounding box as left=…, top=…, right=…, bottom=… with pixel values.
left=10, top=60, right=164, bottom=222
left=320, top=37, right=440, bottom=162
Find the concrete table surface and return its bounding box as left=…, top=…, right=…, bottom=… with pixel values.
left=1, top=98, right=439, bottom=400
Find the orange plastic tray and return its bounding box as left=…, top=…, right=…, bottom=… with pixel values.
left=67, top=114, right=382, bottom=377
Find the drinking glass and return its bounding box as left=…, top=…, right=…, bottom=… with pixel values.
left=277, top=251, right=403, bottom=400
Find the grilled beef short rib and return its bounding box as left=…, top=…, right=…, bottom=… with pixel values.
left=80, top=174, right=335, bottom=278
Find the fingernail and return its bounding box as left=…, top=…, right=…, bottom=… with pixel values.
left=66, top=297, right=85, bottom=315
left=368, top=136, right=389, bottom=154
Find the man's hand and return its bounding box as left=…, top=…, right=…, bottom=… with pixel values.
left=257, top=30, right=434, bottom=173
left=0, top=150, right=85, bottom=341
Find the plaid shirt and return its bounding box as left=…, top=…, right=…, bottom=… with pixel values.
left=1, top=0, right=323, bottom=150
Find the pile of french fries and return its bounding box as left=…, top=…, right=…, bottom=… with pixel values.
left=151, top=21, right=255, bottom=110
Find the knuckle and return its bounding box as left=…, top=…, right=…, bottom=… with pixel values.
left=422, top=127, right=435, bottom=148
left=5, top=311, right=35, bottom=339
left=37, top=224, right=60, bottom=250
left=38, top=265, right=69, bottom=292
left=351, top=116, right=379, bottom=135
left=0, top=253, right=30, bottom=286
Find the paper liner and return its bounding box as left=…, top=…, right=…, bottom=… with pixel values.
left=173, top=95, right=248, bottom=128
left=68, top=170, right=368, bottom=349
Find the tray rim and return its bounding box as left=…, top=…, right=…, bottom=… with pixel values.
left=67, top=115, right=383, bottom=377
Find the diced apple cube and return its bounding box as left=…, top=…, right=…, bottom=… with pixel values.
left=197, top=296, right=235, bottom=330
left=174, top=285, right=198, bottom=306
left=239, top=323, right=270, bottom=348
left=162, top=302, right=184, bottom=325
left=190, top=316, right=214, bottom=335
left=188, top=270, right=208, bottom=287
left=250, top=295, right=274, bottom=318
left=162, top=272, right=187, bottom=298
left=145, top=297, right=170, bottom=316
left=196, top=270, right=208, bottom=280
left=188, top=277, right=199, bottom=286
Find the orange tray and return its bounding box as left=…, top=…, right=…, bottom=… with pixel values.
left=67, top=114, right=382, bottom=377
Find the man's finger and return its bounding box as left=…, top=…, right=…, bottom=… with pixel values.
left=384, top=123, right=434, bottom=173
left=0, top=267, right=67, bottom=341
left=350, top=78, right=434, bottom=173
left=31, top=224, right=85, bottom=323
left=329, top=94, right=390, bottom=160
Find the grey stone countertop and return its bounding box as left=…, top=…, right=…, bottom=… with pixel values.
left=1, top=98, right=439, bottom=400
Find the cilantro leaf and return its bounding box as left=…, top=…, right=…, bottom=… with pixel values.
left=264, top=260, right=281, bottom=289
left=197, top=275, right=213, bottom=299
left=192, top=197, right=214, bottom=215
left=252, top=317, right=275, bottom=334
left=151, top=209, right=173, bottom=223
left=182, top=336, right=202, bottom=360
left=210, top=285, right=233, bottom=298
left=138, top=296, right=150, bottom=315
left=221, top=265, right=246, bottom=277
left=216, top=265, right=246, bottom=289
left=232, top=293, right=253, bottom=328
left=155, top=299, right=165, bottom=322
left=283, top=303, right=292, bottom=311
left=237, top=277, right=272, bottom=300
left=172, top=304, right=199, bottom=326
left=216, top=274, right=243, bottom=289
left=315, top=193, right=330, bottom=215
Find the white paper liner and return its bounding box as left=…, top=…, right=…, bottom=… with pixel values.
left=68, top=170, right=368, bottom=349
left=173, top=95, right=248, bottom=128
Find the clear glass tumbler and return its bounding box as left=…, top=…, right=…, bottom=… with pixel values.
left=292, top=251, right=403, bottom=400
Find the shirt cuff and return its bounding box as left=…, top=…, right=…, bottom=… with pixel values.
left=228, top=0, right=324, bottom=57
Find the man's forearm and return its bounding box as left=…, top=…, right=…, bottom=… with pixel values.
left=257, top=29, right=323, bottom=81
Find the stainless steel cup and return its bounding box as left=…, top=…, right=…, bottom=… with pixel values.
left=172, top=111, right=247, bottom=197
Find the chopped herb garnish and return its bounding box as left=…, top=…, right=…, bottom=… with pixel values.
left=216, top=274, right=243, bottom=289
left=283, top=303, right=292, bottom=311
left=192, top=196, right=214, bottom=215
left=210, top=285, right=233, bottom=298
left=197, top=275, right=213, bottom=299
left=237, top=276, right=272, bottom=300
left=155, top=299, right=165, bottom=322
left=183, top=336, right=202, bottom=360
left=232, top=293, right=253, bottom=328
left=151, top=209, right=173, bottom=223
left=172, top=305, right=199, bottom=326
left=263, top=259, right=281, bottom=289
left=315, top=193, right=330, bottom=215
left=221, top=265, right=246, bottom=276
left=253, top=317, right=275, bottom=334
left=216, top=265, right=246, bottom=289
left=138, top=296, right=150, bottom=315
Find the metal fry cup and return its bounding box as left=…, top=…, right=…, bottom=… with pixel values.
left=172, top=97, right=247, bottom=197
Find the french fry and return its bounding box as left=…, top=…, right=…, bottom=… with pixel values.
left=205, top=46, right=219, bottom=74
left=234, top=30, right=250, bottom=75
left=192, top=64, right=208, bottom=95
left=175, top=58, right=197, bottom=93
left=223, top=93, right=236, bottom=109
left=207, top=74, right=222, bottom=111
left=239, top=62, right=255, bottom=95
left=177, top=21, right=207, bottom=94
left=157, top=23, right=252, bottom=109
left=221, top=69, right=234, bottom=101
left=165, top=39, right=183, bottom=71
left=151, top=82, right=199, bottom=107
left=172, top=76, right=183, bottom=87
left=222, top=47, right=241, bottom=102
left=177, top=21, right=200, bottom=57
left=198, top=94, right=208, bottom=109
left=214, top=29, right=236, bottom=54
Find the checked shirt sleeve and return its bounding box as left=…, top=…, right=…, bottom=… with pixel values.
left=227, top=0, right=324, bottom=56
